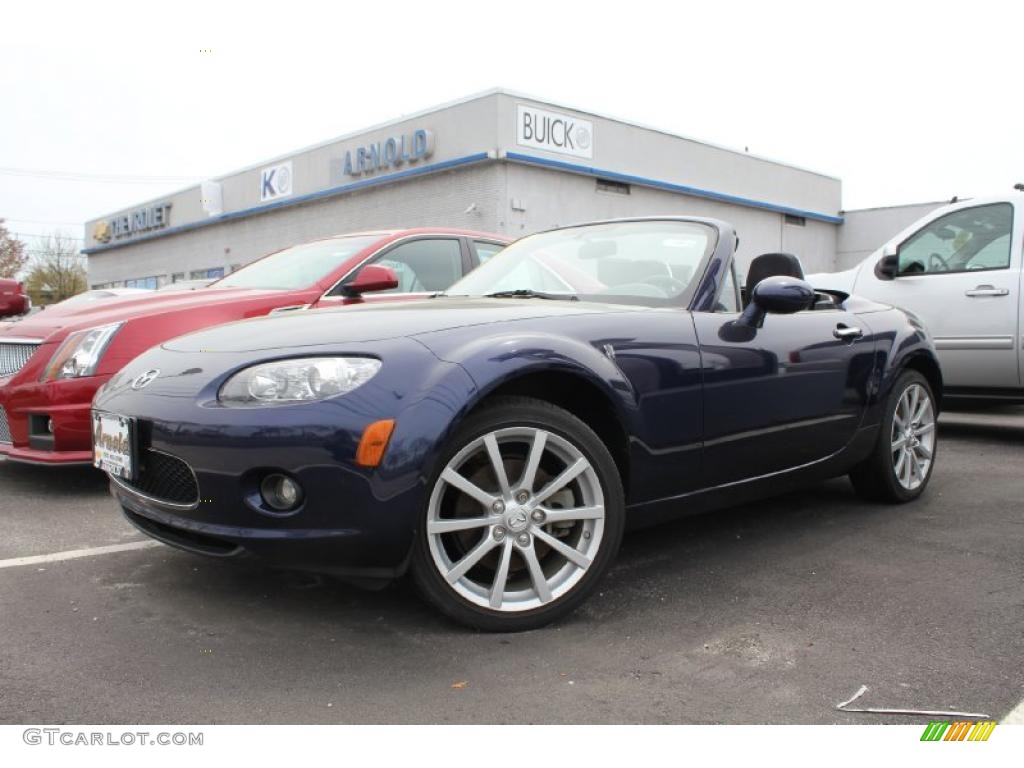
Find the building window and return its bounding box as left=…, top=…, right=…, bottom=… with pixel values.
left=190, top=267, right=225, bottom=280
left=125, top=276, right=159, bottom=289
left=596, top=178, right=631, bottom=195
left=784, top=214, right=806, bottom=227
left=171, top=272, right=185, bottom=283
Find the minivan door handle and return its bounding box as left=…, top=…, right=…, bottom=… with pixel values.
left=965, top=285, right=1009, bottom=297
left=834, top=324, right=863, bottom=341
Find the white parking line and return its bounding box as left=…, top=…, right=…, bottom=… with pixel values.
left=1004, top=697, right=1024, bottom=724
left=0, top=540, right=161, bottom=570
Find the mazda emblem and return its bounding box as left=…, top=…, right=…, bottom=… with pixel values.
left=131, top=369, right=160, bottom=390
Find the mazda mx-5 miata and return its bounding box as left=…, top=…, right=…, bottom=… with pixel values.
left=94, top=217, right=942, bottom=631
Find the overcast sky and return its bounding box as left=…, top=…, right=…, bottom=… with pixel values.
left=2, top=0, right=1020, bottom=255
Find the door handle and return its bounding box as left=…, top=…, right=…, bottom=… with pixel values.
left=965, top=285, right=1009, bottom=297
left=834, top=325, right=863, bottom=341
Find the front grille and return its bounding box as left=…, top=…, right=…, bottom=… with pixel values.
left=0, top=342, right=40, bottom=377
left=0, top=408, right=10, bottom=444
left=121, top=449, right=200, bottom=506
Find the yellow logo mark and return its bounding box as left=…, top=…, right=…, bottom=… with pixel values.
left=92, top=221, right=111, bottom=243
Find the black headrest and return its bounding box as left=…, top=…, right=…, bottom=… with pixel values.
left=744, top=252, right=804, bottom=299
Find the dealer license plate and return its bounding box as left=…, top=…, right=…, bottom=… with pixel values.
left=92, top=411, right=135, bottom=481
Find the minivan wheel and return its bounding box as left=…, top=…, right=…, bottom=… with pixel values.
left=410, top=396, right=625, bottom=631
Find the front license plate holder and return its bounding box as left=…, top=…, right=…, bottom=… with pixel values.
left=92, top=411, right=137, bottom=482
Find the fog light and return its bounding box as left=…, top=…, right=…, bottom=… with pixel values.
left=260, top=473, right=303, bottom=511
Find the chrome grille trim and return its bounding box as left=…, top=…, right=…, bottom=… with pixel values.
left=0, top=338, right=43, bottom=378
left=0, top=408, right=11, bottom=444
left=111, top=475, right=199, bottom=512
left=109, top=448, right=201, bottom=511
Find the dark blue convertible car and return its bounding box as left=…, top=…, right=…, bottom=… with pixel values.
left=93, top=217, right=941, bottom=630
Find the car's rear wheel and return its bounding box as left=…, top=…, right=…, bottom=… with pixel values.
left=850, top=370, right=937, bottom=502
left=410, top=396, right=625, bottom=631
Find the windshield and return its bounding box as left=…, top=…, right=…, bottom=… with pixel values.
left=447, top=220, right=717, bottom=306
left=213, top=235, right=382, bottom=290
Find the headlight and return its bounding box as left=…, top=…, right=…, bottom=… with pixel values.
left=218, top=357, right=382, bottom=407
left=42, top=323, right=123, bottom=381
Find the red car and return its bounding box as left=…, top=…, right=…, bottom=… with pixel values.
left=0, top=228, right=508, bottom=465
left=0, top=279, right=30, bottom=319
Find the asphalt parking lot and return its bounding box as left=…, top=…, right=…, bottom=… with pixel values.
left=1, top=408, right=1021, bottom=725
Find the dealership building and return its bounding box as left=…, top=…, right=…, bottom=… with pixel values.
left=84, top=89, right=855, bottom=288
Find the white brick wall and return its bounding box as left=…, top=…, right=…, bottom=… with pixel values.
left=89, top=159, right=841, bottom=286
left=88, top=164, right=506, bottom=287
left=504, top=164, right=838, bottom=276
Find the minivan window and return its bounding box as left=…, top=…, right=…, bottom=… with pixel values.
left=898, top=203, right=1013, bottom=275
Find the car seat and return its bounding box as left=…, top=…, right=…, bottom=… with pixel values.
left=742, top=252, right=804, bottom=307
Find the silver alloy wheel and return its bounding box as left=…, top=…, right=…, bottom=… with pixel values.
left=890, top=382, right=936, bottom=491
left=426, top=426, right=606, bottom=612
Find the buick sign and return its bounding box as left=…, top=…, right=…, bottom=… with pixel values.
left=517, top=105, right=593, bottom=159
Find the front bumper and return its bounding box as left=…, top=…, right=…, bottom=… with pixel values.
left=114, top=481, right=413, bottom=579
left=106, top=406, right=426, bottom=576
left=95, top=338, right=477, bottom=577
left=0, top=376, right=106, bottom=465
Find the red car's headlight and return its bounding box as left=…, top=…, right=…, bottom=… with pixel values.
left=41, top=323, right=123, bottom=381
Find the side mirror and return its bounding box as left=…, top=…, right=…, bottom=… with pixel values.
left=343, top=264, right=399, bottom=296
left=737, top=276, right=815, bottom=328
left=875, top=243, right=899, bottom=280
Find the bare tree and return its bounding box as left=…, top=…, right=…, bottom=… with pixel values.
left=24, top=231, right=88, bottom=305
left=0, top=218, right=28, bottom=279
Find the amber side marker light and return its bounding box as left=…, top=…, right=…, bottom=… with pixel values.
left=356, top=419, right=396, bottom=467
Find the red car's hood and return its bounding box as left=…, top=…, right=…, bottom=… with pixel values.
left=0, top=287, right=292, bottom=341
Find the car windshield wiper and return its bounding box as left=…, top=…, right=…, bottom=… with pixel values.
left=484, top=289, right=578, bottom=301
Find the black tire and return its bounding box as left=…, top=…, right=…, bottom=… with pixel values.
left=849, top=370, right=937, bottom=503
left=410, top=396, right=625, bottom=631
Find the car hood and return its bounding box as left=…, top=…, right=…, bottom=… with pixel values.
left=162, top=298, right=636, bottom=353
left=806, top=263, right=863, bottom=294
left=0, top=287, right=289, bottom=341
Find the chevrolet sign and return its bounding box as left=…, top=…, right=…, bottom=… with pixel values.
left=94, top=203, right=173, bottom=243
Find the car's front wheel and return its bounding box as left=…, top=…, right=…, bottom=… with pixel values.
left=850, top=370, right=938, bottom=502
left=410, top=396, right=625, bottom=631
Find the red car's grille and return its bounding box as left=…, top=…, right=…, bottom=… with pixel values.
left=0, top=407, right=11, bottom=444
left=0, top=342, right=40, bottom=377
